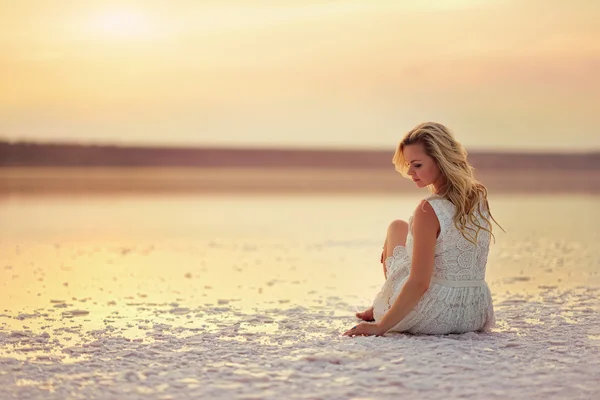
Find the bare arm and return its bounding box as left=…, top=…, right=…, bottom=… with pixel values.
left=375, top=200, right=439, bottom=335
left=381, top=238, right=388, bottom=279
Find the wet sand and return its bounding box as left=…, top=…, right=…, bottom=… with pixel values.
left=0, top=194, right=599, bottom=399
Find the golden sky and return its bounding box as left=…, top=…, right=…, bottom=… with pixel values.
left=1, top=0, right=599, bottom=151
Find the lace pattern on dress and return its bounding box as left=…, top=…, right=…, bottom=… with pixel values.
left=385, top=245, right=410, bottom=277
left=425, top=196, right=491, bottom=281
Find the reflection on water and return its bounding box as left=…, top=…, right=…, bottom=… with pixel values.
left=1, top=192, right=598, bottom=287
left=1, top=193, right=599, bottom=315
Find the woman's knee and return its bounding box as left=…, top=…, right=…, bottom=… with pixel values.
left=387, top=219, right=408, bottom=235
left=387, top=219, right=409, bottom=246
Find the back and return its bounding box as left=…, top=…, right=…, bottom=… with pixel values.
left=407, top=195, right=491, bottom=281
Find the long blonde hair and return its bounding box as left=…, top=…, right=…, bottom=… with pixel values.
left=392, top=122, right=504, bottom=244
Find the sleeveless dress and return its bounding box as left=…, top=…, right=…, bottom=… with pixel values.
left=372, top=194, right=495, bottom=334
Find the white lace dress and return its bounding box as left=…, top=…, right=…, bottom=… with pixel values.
left=372, top=195, right=495, bottom=334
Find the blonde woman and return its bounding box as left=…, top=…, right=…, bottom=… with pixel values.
left=344, top=122, right=502, bottom=337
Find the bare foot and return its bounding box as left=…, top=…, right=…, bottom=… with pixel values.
left=356, top=307, right=374, bottom=322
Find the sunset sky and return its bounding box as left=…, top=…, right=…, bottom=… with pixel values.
left=1, top=0, right=599, bottom=151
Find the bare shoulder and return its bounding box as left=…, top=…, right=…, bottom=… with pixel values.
left=413, top=200, right=440, bottom=232
left=414, top=199, right=435, bottom=217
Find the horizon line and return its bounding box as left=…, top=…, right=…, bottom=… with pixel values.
left=1, top=138, right=599, bottom=156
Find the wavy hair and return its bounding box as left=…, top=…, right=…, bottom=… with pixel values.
left=392, top=122, right=504, bottom=244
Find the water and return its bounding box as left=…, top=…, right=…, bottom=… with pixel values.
left=0, top=193, right=599, bottom=399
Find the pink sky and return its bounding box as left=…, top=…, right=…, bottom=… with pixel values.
left=1, top=0, right=599, bottom=151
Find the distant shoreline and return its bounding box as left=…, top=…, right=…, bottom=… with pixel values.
left=1, top=141, right=599, bottom=170
left=1, top=142, right=598, bottom=195
left=1, top=166, right=599, bottom=196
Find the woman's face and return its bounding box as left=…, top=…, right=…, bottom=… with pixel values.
left=402, top=143, right=443, bottom=189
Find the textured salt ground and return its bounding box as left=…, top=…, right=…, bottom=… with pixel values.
left=0, top=287, right=599, bottom=400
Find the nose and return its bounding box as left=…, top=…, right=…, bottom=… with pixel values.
left=407, top=166, right=415, bottom=176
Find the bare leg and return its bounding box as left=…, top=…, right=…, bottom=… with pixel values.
left=384, top=220, right=409, bottom=264
left=356, top=220, right=409, bottom=322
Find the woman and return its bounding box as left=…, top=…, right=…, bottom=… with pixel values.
left=343, top=122, right=502, bottom=337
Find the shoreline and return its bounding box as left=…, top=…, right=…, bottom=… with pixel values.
left=1, top=167, right=599, bottom=196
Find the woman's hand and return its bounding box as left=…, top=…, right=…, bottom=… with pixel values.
left=342, top=322, right=384, bottom=337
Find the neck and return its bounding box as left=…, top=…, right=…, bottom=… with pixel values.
left=432, top=176, right=448, bottom=195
